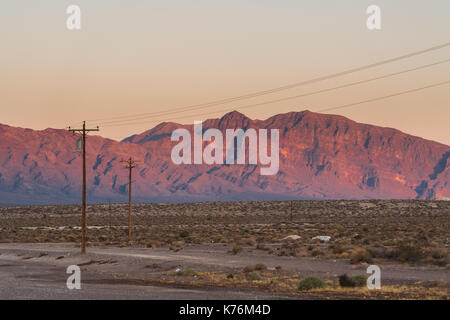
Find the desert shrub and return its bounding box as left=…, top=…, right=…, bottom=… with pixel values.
left=336, top=252, right=349, bottom=259
left=175, top=269, right=198, bottom=277
left=243, top=264, right=267, bottom=273
left=430, top=249, right=447, bottom=260
left=367, top=247, right=384, bottom=258
left=270, top=280, right=280, bottom=286
left=298, top=276, right=326, bottom=291
left=179, top=230, right=190, bottom=238
left=256, top=243, right=272, bottom=251
left=232, top=245, right=242, bottom=255
left=350, top=248, right=372, bottom=264
left=338, top=274, right=367, bottom=288
left=311, top=248, right=322, bottom=257
left=352, top=275, right=367, bottom=287
left=396, top=245, right=423, bottom=262
left=243, top=237, right=257, bottom=246
left=331, top=244, right=346, bottom=254
left=169, top=244, right=182, bottom=252
left=146, top=240, right=161, bottom=248
left=226, top=273, right=234, bottom=279
left=243, top=265, right=255, bottom=273
left=254, top=263, right=267, bottom=271
left=338, top=274, right=354, bottom=287
left=246, top=271, right=262, bottom=281
left=381, top=248, right=398, bottom=260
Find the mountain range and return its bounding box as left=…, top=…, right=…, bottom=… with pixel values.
left=0, top=110, right=448, bottom=205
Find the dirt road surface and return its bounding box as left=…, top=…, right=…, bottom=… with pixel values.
left=0, top=243, right=448, bottom=299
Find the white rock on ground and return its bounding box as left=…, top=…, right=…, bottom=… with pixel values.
left=281, top=235, right=301, bottom=241
left=312, top=236, right=331, bottom=242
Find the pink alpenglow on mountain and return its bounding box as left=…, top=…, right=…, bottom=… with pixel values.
left=0, top=111, right=448, bottom=205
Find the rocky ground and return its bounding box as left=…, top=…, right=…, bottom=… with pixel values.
left=0, top=200, right=448, bottom=299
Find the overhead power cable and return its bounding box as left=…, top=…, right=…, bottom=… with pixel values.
left=98, top=57, right=450, bottom=126
left=101, top=80, right=450, bottom=127
left=83, top=41, right=450, bottom=125
left=316, top=80, right=450, bottom=113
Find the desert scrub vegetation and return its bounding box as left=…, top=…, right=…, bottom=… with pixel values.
left=246, top=271, right=262, bottom=281
left=232, top=244, right=243, bottom=255
left=338, top=274, right=367, bottom=288
left=175, top=269, right=198, bottom=277
left=163, top=270, right=449, bottom=299
left=0, top=200, right=448, bottom=267
left=298, top=276, right=327, bottom=291
left=395, top=245, right=424, bottom=263
left=243, top=264, right=268, bottom=273
left=350, top=248, right=372, bottom=264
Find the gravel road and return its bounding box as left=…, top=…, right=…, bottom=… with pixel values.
left=0, top=243, right=448, bottom=299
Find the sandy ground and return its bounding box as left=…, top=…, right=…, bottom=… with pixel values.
left=0, top=200, right=448, bottom=299
left=0, top=243, right=448, bottom=299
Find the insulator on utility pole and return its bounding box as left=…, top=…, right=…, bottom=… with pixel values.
left=76, top=137, right=83, bottom=149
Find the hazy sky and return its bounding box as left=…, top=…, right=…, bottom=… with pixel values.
left=1, top=0, right=449, bottom=144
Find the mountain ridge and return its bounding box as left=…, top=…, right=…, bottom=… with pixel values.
left=0, top=110, right=448, bottom=205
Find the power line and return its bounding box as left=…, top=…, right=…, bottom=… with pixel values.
left=316, top=80, right=450, bottom=113
left=99, top=57, right=450, bottom=126
left=116, top=81, right=450, bottom=126
left=101, top=79, right=450, bottom=128
left=83, top=41, right=450, bottom=124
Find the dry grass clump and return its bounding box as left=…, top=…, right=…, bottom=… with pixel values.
left=350, top=248, right=372, bottom=264
left=243, top=264, right=268, bottom=273
left=232, top=244, right=243, bottom=255
left=331, top=243, right=346, bottom=254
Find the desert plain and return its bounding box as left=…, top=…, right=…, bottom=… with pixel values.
left=0, top=200, right=448, bottom=299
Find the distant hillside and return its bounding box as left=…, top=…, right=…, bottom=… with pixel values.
left=0, top=110, right=448, bottom=205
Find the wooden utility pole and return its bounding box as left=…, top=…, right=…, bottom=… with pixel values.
left=121, top=157, right=139, bottom=243
left=68, top=121, right=99, bottom=254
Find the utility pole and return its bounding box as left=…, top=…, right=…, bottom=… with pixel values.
left=121, top=157, right=139, bottom=243
left=68, top=121, right=99, bottom=254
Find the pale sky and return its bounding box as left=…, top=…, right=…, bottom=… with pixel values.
left=0, top=0, right=449, bottom=144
